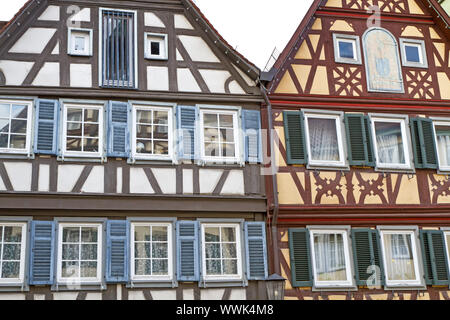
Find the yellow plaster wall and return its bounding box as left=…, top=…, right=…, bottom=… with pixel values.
left=401, top=26, right=424, bottom=37
left=275, top=71, right=298, bottom=94
left=437, top=73, right=450, bottom=100
left=407, top=0, right=425, bottom=14
left=277, top=173, right=304, bottom=205
left=329, top=20, right=355, bottom=32
left=310, top=66, right=329, bottom=95
left=394, top=174, right=421, bottom=205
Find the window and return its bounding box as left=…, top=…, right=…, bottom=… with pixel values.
left=433, top=121, right=450, bottom=171
left=333, top=34, right=361, bottom=64
left=309, top=229, right=353, bottom=288
left=62, top=103, right=104, bottom=158
left=443, top=231, right=450, bottom=273
left=380, top=230, right=421, bottom=286
left=68, top=28, right=92, bottom=56
left=304, top=112, right=346, bottom=168
left=57, top=224, right=102, bottom=284
left=145, top=33, right=168, bottom=60
left=400, top=38, right=428, bottom=68
left=0, top=223, right=26, bottom=283
left=200, top=109, right=240, bottom=163
left=100, top=9, right=136, bottom=88
left=132, top=105, right=173, bottom=160
left=370, top=116, right=411, bottom=170
left=201, top=224, right=242, bottom=280
left=131, top=223, right=173, bottom=281
left=0, top=100, right=33, bottom=154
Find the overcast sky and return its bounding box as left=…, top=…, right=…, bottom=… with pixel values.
left=0, top=0, right=314, bottom=69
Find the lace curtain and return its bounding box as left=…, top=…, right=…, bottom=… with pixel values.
left=437, top=135, right=450, bottom=167
left=383, top=234, right=416, bottom=281
left=313, top=233, right=347, bottom=282
left=375, top=122, right=405, bottom=164
left=308, top=118, right=339, bottom=162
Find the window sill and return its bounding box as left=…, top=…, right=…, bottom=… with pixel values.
left=58, top=155, right=106, bottom=163
left=199, top=278, right=248, bottom=288
left=51, top=283, right=106, bottom=291
left=0, top=282, right=28, bottom=292
left=383, top=284, right=426, bottom=291
left=127, top=280, right=177, bottom=288
left=312, top=285, right=357, bottom=292
left=374, top=166, right=415, bottom=174
left=0, top=153, right=34, bottom=160
left=307, top=163, right=350, bottom=172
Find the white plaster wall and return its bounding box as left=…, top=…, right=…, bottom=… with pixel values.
left=176, top=49, right=183, bottom=61
left=178, top=36, right=220, bottom=63
left=69, top=8, right=91, bottom=22
left=229, top=288, right=246, bottom=300
left=183, top=289, right=194, bottom=300
left=70, top=64, right=92, bottom=87
left=0, top=175, right=5, bottom=191
left=177, top=68, right=201, bottom=92
left=57, top=165, right=85, bottom=192
left=0, top=61, right=34, bottom=85
left=199, top=169, right=223, bottom=194
left=151, top=290, right=177, bottom=300
left=152, top=168, right=176, bottom=194
left=221, top=170, right=244, bottom=195
left=199, top=69, right=231, bottom=94
left=116, top=167, right=123, bottom=193
left=4, top=162, right=32, bottom=192
left=38, top=5, right=60, bottom=21
left=130, top=168, right=154, bottom=194
left=38, top=164, right=50, bottom=192
left=9, top=28, right=56, bottom=54
left=53, top=292, right=78, bottom=300
left=182, top=169, right=193, bottom=194
left=0, top=293, right=26, bottom=300
left=144, top=12, right=165, bottom=27
left=200, top=288, right=225, bottom=300
left=174, top=14, right=193, bottom=29
left=81, top=166, right=104, bottom=193
left=229, top=80, right=245, bottom=94
left=233, top=64, right=256, bottom=87
left=33, top=294, right=46, bottom=300
left=51, top=42, right=59, bottom=55
left=128, top=291, right=146, bottom=300
left=147, top=66, right=169, bottom=91
left=32, top=62, right=60, bottom=86
left=85, top=292, right=102, bottom=300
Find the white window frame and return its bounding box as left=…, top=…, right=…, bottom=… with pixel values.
left=0, top=223, right=27, bottom=284
left=144, top=33, right=168, bottom=60
left=56, top=223, right=103, bottom=285
left=0, top=99, right=33, bottom=155
left=62, top=102, right=104, bottom=159
left=199, top=109, right=241, bottom=164
left=303, top=112, right=347, bottom=168
left=333, top=34, right=362, bottom=65
left=442, top=230, right=450, bottom=275
left=370, top=115, right=412, bottom=170
left=68, top=28, right=93, bottom=56
left=432, top=120, right=450, bottom=172
left=309, top=229, right=353, bottom=288
left=130, top=222, right=173, bottom=282
left=379, top=229, right=422, bottom=287
left=200, top=223, right=243, bottom=281
left=131, top=104, right=174, bottom=161
left=399, top=38, right=428, bottom=68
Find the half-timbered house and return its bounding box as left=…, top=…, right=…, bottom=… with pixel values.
left=0, top=0, right=269, bottom=300
left=262, top=0, right=450, bottom=300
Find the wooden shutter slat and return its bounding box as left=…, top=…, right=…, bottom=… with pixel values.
left=420, top=230, right=450, bottom=286
left=34, top=99, right=59, bottom=155
left=106, top=220, right=129, bottom=283
left=107, top=101, right=130, bottom=158
left=177, top=106, right=198, bottom=161
left=177, top=221, right=199, bottom=281
left=242, top=110, right=262, bottom=163
left=29, top=221, right=55, bottom=285
left=410, top=118, right=438, bottom=169
left=288, top=228, right=312, bottom=287
left=283, top=111, right=307, bottom=165
left=245, top=222, right=268, bottom=280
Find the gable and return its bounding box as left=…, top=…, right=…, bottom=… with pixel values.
left=269, top=0, right=450, bottom=101
left=0, top=0, right=259, bottom=95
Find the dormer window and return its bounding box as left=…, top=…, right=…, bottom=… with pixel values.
left=333, top=34, right=362, bottom=65
left=400, top=38, right=428, bottom=68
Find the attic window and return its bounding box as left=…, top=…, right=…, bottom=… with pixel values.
left=68, top=28, right=92, bottom=56
left=333, top=34, right=361, bottom=65
left=400, top=38, right=428, bottom=68
left=145, top=33, right=168, bottom=60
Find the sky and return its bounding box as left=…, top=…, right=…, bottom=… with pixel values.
left=0, top=0, right=314, bottom=69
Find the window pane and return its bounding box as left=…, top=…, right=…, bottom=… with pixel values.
left=1, top=261, right=20, bottom=278
left=152, top=226, right=168, bottom=241
left=204, top=114, right=218, bottom=127
left=81, top=228, right=97, bottom=243
left=154, top=141, right=168, bottom=155
left=136, top=140, right=152, bottom=154
left=3, top=226, right=22, bottom=242
left=62, top=261, right=79, bottom=278
left=152, top=243, right=168, bottom=259
left=136, top=125, right=152, bottom=139
left=383, top=233, right=416, bottom=281
left=154, top=111, right=168, bottom=125
left=222, top=228, right=236, bottom=242
left=137, top=110, right=152, bottom=124
left=435, top=125, right=450, bottom=167
left=405, top=45, right=420, bottom=63
left=10, top=120, right=27, bottom=134
left=62, top=244, right=79, bottom=260
left=135, top=226, right=150, bottom=242
left=63, top=227, right=80, bottom=242
left=67, top=109, right=82, bottom=122
left=74, top=36, right=85, bottom=52
left=204, top=128, right=219, bottom=142
left=308, top=118, right=340, bottom=162
left=205, top=243, right=220, bottom=259
left=135, top=243, right=151, bottom=259
left=2, top=244, right=21, bottom=260
left=9, top=135, right=26, bottom=149
left=205, top=227, right=220, bottom=242
left=375, top=121, right=405, bottom=165
left=220, top=129, right=235, bottom=143
left=83, top=138, right=99, bottom=152
left=84, top=109, right=98, bottom=123
left=153, top=126, right=168, bottom=140
left=135, top=259, right=151, bottom=276
left=81, top=244, right=97, bottom=260
left=222, top=243, right=237, bottom=259
left=0, top=104, right=9, bottom=118
left=0, top=134, right=7, bottom=148
left=152, top=259, right=168, bottom=275
left=313, top=233, right=347, bottom=282
left=223, top=259, right=238, bottom=275
left=204, top=143, right=220, bottom=157
left=338, top=41, right=354, bottom=59
left=80, top=261, right=97, bottom=278
left=0, top=120, right=9, bottom=133
left=66, top=137, right=82, bottom=151
left=11, top=105, right=27, bottom=119
left=206, top=260, right=221, bottom=275
left=84, top=124, right=99, bottom=138
left=219, top=114, right=234, bottom=128
left=222, top=144, right=235, bottom=157
left=67, top=122, right=82, bottom=136
left=151, top=42, right=160, bottom=55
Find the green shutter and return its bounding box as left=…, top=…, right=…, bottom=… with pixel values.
left=345, top=114, right=374, bottom=167
left=288, top=228, right=312, bottom=287
left=351, top=229, right=385, bottom=286
left=420, top=230, right=450, bottom=286
left=363, top=116, right=375, bottom=166
left=283, top=111, right=307, bottom=164
left=410, top=118, right=438, bottom=169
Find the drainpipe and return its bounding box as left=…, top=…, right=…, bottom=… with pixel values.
left=259, top=81, right=281, bottom=275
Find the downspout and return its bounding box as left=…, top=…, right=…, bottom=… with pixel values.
left=259, top=81, right=281, bottom=275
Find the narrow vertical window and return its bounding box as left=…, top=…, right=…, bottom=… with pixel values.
left=101, top=9, right=136, bottom=88
left=0, top=223, right=26, bottom=283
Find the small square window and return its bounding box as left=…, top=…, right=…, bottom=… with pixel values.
left=400, top=38, right=428, bottom=68
left=145, top=33, right=168, bottom=60
left=333, top=34, right=361, bottom=65
left=68, top=28, right=92, bottom=56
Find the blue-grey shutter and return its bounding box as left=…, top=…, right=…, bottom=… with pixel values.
left=177, top=106, right=199, bottom=161
left=106, top=220, right=129, bottom=283
left=34, top=99, right=59, bottom=155
left=177, top=220, right=199, bottom=281
left=107, top=101, right=130, bottom=158
left=242, top=110, right=262, bottom=163
left=29, top=221, right=55, bottom=285
left=245, top=222, right=268, bottom=280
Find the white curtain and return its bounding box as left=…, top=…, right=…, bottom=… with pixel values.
left=313, top=234, right=347, bottom=282
left=308, top=119, right=339, bottom=161
left=376, top=134, right=405, bottom=164
left=384, top=234, right=416, bottom=281
left=437, top=135, right=450, bottom=167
